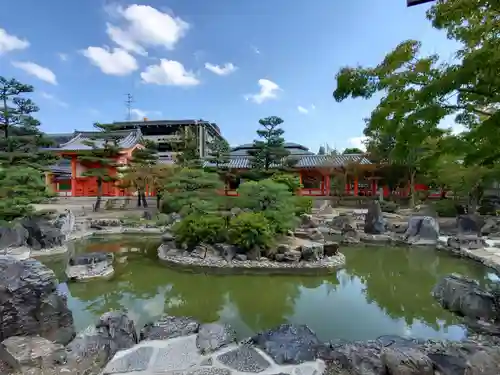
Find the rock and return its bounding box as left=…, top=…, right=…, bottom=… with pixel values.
left=20, top=217, right=66, bottom=250
left=214, top=243, right=237, bottom=262
left=432, top=274, right=499, bottom=322
left=235, top=254, right=247, bottom=261
left=481, top=217, right=500, bottom=237
left=0, top=256, right=75, bottom=344
left=325, top=340, right=384, bottom=375
left=0, top=223, right=29, bottom=249
left=251, top=324, right=321, bottom=365
left=246, top=248, right=261, bottom=261
left=300, top=214, right=318, bottom=228
left=196, top=323, right=236, bottom=354
left=294, top=228, right=324, bottom=241
left=275, top=254, right=285, bottom=262
left=52, top=210, right=75, bottom=239
left=98, top=311, right=138, bottom=356
left=0, top=336, right=64, bottom=370
left=341, top=226, right=360, bottom=244
left=447, top=235, right=487, bottom=250
left=161, top=232, right=175, bottom=242
left=90, top=219, right=122, bottom=227
left=466, top=347, right=500, bottom=375
left=283, top=250, right=302, bottom=262
left=301, top=242, right=324, bottom=261
left=140, top=315, right=199, bottom=341
left=457, top=214, right=482, bottom=236
left=381, top=347, right=433, bottom=375
left=364, top=201, right=386, bottom=234
left=217, top=345, right=271, bottom=372
left=404, top=216, right=439, bottom=245
left=66, top=252, right=114, bottom=282
left=276, top=243, right=292, bottom=254
left=142, top=211, right=153, bottom=220
left=329, top=214, right=356, bottom=232
left=324, top=241, right=339, bottom=256
left=359, top=233, right=393, bottom=245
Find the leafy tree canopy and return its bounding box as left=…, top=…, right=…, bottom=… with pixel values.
left=249, top=116, right=290, bottom=171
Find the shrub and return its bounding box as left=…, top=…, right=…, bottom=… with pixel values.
left=237, top=179, right=297, bottom=232
left=432, top=199, right=457, bottom=217
left=380, top=200, right=399, bottom=213
left=172, top=214, right=226, bottom=248
left=155, top=213, right=172, bottom=226
left=294, top=196, right=313, bottom=216
left=228, top=212, right=273, bottom=251
left=271, top=172, right=302, bottom=193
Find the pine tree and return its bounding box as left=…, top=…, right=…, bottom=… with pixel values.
left=207, top=137, right=230, bottom=169
left=78, top=123, right=122, bottom=211
left=174, top=126, right=201, bottom=168
left=317, top=146, right=326, bottom=155
left=0, top=77, right=57, bottom=168
left=249, top=116, right=290, bottom=171
left=127, top=139, right=158, bottom=208
left=0, top=77, right=57, bottom=221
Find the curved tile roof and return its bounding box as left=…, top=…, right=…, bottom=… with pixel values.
left=54, top=128, right=142, bottom=151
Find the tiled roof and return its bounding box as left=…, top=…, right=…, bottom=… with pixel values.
left=230, top=142, right=314, bottom=157
left=203, top=154, right=371, bottom=169
left=47, top=129, right=142, bottom=151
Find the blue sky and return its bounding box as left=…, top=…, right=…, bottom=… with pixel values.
left=0, top=0, right=458, bottom=152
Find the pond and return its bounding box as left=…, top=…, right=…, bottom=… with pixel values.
left=44, top=236, right=498, bottom=342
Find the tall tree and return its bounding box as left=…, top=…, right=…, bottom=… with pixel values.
left=78, top=123, right=123, bottom=211
left=0, top=77, right=57, bottom=168
left=125, top=140, right=158, bottom=208
left=317, top=146, right=326, bottom=155
left=249, top=116, right=290, bottom=171
left=333, top=40, right=447, bottom=207
left=174, top=126, right=201, bottom=168
left=207, top=137, right=230, bottom=169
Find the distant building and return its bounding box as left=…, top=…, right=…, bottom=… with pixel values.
left=45, top=118, right=226, bottom=196
left=407, top=0, right=434, bottom=6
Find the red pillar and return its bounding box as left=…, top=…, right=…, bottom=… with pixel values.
left=71, top=155, right=77, bottom=197
left=353, top=176, right=359, bottom=196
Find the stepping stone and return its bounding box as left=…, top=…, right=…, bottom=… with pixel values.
left=151, top=335, right=203, bottom=372
left=102, top=346, right=154, bottom=374
left=217, top=345, right=271, bottom=373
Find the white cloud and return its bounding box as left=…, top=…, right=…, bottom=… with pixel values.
left=297, top=106, right=309, bottom=114
left=11, top=61, right=57, bottom=85
left=0, top=28, right=29, bottom=55
left=82, top=47, right=138, bottom=76
left=251, top=45, right=261, bottom=54
left=347, top=136, right=368, bottom=151
left=106, top=4, right=189, bottom=55
left=58, top=53, right=68, bottom=61
left=130, top=108, right=162, bottom=120
left=141, top=59, right=199, bottom=86
left=204, top=62, right=237, bottom=76
left=298, top=104, right=316, bottom=114
left=245, top=79, right=281, bottom=104
left=40, top=92, right=68, bottom=107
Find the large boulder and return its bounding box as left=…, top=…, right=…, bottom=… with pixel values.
left=0, top=223, right=29, bottom=250
left=404, top=215, right=439, bottom=245
left=251, top=324, right=321, bottom=365
left=19, top=217, right=66, bottom=250
left=432, top=274, right=499, bottom=322
left=140, top=315, right=200, bottom=341
left=457, top=214, right=483, bottom=236
left=0, top=256, right=75, bottom=344
left=66, top=252, right=114, bottom=282
left=364, top=201, right=386, bottom=234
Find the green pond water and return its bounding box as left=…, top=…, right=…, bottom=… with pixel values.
left=44, top=236, right=499, bottom=343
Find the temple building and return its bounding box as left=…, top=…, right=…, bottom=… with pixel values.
left=204, top=142, right=378, bottom=197
left=46, top=118, right=225, bottom=197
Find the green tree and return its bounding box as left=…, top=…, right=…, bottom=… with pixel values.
left=343, top=147, right=364, bottom=154
left=161, top=168, right=224, bottom=215
left=125, top=140, right=158, bottom=208
left=174, top=127, right=201, bottom=168
left=207, top=137, right=230, bottom=169
left=78, top=123, right=123, bottom=211
left=317, top=146, right=326, bottom=155
left=0, top=77, right=58, bottom=169
left=0, top=167, right=50, bottom=222
left=333, top=40, right=446, bottom=207
left=249, top=116, right=290, bottom=171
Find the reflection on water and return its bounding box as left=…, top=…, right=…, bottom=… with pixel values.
left=44, top=236, right=497, bottom=342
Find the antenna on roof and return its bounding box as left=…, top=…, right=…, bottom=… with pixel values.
left=125, top=93, right=134, bottom=121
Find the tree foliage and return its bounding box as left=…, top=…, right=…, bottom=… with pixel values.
left=174, top=127, right=201, bottom=168
left=207, top=137, right=230, bottom=169
left=249, top=116, right=290, bottom=171
left=343, top=147, right=364, bottom=154
left=161, top=168, right=224, bottom=215
left=0, top=77, right=57, bottom=169
left=333, top=0, right=500, bottom=209
left=78, top=123, right=123, bottom=211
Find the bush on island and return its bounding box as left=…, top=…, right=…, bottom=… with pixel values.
left=228, top=212, right=273, bottom=252
left=172, top=214, right=227, bottom=248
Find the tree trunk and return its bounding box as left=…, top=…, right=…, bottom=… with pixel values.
left=156, top=194, right=162, bottom=209
left=94, top=179, right=103, bottom=212
left=137, top=191, right=142, bottom=207
left=141, top=192, right=148, bottom=208
left=409, top=169, right=416, bottom=208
